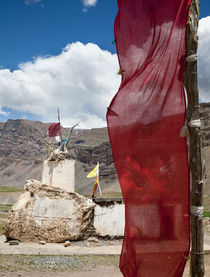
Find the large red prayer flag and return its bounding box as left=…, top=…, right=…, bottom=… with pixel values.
left=107, top=0, right=191, bottom=276
left=48, top=123, right=61, bottom=137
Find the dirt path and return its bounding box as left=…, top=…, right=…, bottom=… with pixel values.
left=0, top=236, right=122, bottom=256
left=1, top=235, right=210, bottom=255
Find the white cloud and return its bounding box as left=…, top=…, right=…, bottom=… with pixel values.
left=0, top=42, right=120, bottom=129
left=198, top=16, right=210, bottom=102
left=25, top=0, right=41, bottom=5
left=0, top=108, right=8, bottom=117
left=3, top=18, right=208, bottom=130
left=82, top=0, right=97, bottom=12
left=83, top=0, right=97, bottom=7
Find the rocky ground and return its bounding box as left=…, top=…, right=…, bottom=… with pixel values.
left=0, top=234, right=209, bottom=277
left=0, top=251, right=209, bottom=277
left=0, top=254, right=121, bottom=277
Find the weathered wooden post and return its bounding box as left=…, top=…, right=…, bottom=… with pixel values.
left=57, top=107, right=62, bottom=142
left=184, top=0, right=205, bottom=276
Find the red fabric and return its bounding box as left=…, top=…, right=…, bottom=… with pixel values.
left=92, top=177, right=98, bottom=195
left=107, top=1, right=191, bottom=276
left=48, top=123, right=61, bottom=137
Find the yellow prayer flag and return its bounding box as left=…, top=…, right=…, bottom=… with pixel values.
left=86, top=164, right=98, bottom=178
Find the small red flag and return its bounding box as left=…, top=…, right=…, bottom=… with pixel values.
left=92, top=177, right=98, bottom=195
left=48, top=123, right=61, bottom=137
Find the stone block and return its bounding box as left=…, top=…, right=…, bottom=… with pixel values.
left=5, top=180, right=95, bottom=242
left=94, top=203, right=125, bottom=237
left=42, top=159, right=75, bottom=193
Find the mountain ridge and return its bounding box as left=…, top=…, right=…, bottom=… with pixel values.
left=0, top=102, right=210, bottom=196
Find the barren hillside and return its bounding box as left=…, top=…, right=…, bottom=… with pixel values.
left=0, top=102, right=209, bottom=196
left=0, top=119, right=119, bottom=195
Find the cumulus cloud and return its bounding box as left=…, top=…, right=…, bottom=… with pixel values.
left=198, top=16, right=210, bottom=102
left=0, top=42, right=120, bottom=129
left=82, top=0, right=97, bottom=12
left=83, top=0, right=97, bottom=7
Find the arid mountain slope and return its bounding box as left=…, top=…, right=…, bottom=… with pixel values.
left=0, top=102, right=209, bottom=196
left=0, top=119, right=119, bottom=194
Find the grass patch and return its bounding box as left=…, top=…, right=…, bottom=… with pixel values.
left=0, top=186, right=23, bottom=192
left=0, top=204, right=12, bottom=210
left=204, top=211, right=210, bottom=218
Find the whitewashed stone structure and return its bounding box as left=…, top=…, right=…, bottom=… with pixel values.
left=5, top=180, right=95, bottom=242
left=93, top=203, right=125, bottom=237
left=5, top=179, right=125, bottom=242
left=42, top=160, right=75, bottom=193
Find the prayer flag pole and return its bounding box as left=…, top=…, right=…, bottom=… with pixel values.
left=57, top=108, right=62, bottom=139
left=184, top=1, right=205, bottom=276
left=57, top=107, right=63, bottom=147
left=97, top=161, right=103, bottom=197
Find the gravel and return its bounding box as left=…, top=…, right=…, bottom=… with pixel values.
left=16, top=255, right=84, bottom=271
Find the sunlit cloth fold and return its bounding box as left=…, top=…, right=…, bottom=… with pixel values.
left=107, top=0, right=191, bottom=276
left=92, top=176, right=98, bottom=196
left=86, top=164, right=98, bottom=179
left=48, top=123, right=61, bottom=137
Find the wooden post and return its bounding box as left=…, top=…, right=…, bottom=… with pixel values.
left=184, top=0, right=205, bottom=276
left=57, top=107, right=62, bottom=144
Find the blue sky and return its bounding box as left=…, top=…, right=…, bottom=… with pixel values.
left=0, top=0, right=118, bottom=70
left=0, top=0, right=209, bottom=128
left=200, top=0, right=210, bottom=18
